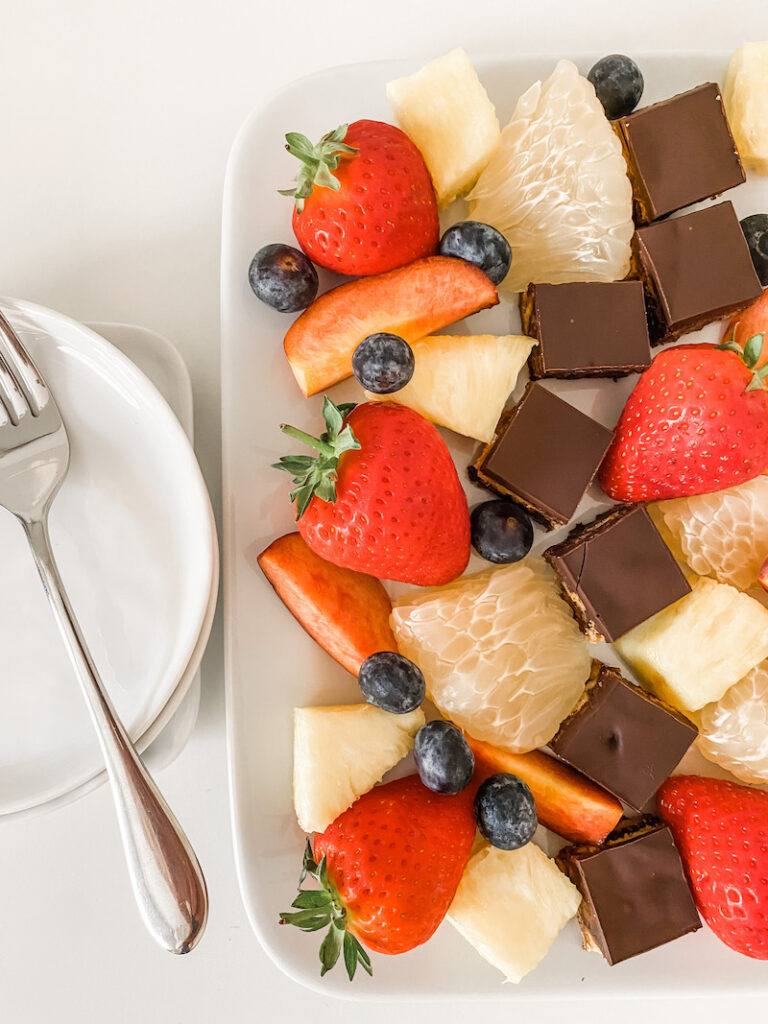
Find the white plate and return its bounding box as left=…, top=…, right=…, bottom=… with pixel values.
left=221, top=55, right=768, bottom=999
left=0, top=320, right=219, bottom=821
left=0, top=298, right=215, bottom=816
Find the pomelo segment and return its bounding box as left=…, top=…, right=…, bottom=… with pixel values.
left=390, top=558, right=590, bottom=753
left=697, top=661, right=768, bottom=784
left=652, top=476, right=768, bottom=591
left=468, top=59, right=633, bottom=292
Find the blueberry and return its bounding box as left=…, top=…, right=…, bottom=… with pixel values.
left=358, top=651, right=425, bottom=714
left=248, top=243, right=318, bottom=313
left=741, top=214, right=768, bottom=287
left=352, top=333, right=414, bottom=394
left=474, top=773, right=537, bottom=850
left=470, top=499, right=534, bottom=564
left=438, top=221, right=512, bottom=285
left=414, top=721, right=474, bottom=795
left=587, top=55, right=644, bottom=120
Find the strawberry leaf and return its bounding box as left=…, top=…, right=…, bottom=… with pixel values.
left=745, top=333, right=765, bottom=368
left=279, top=124, right=359, bottom=213
left=276, top=398, right=361, bottom=519
left=280, top=841, right=374, bottom=980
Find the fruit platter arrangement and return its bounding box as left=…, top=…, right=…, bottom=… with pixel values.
left=229, top=43, right=768, bottom=991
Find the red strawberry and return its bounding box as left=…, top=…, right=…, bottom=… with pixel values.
left=599, top=342, right=768, bottom=501
left=275, top=397, right=470, bottom=586
left=658, top=775, right=768, bottom=960
left=280, top=774, right=476, bottom=977
left=280, top=120, right=439, bottom=276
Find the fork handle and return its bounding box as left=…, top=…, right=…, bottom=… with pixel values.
left=23, top=516, right=208, bottom=954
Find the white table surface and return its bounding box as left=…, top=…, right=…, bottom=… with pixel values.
left=2, top=2, right=768, bottom=1020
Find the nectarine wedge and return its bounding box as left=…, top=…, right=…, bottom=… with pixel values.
left=258, top=532, right=398, bottom=675
left=284, top=255, right=499, bottom=396
left=468, top=735, right=623, bottom=845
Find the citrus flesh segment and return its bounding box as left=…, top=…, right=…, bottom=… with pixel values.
left=364, top=334, right=534, bottom=443
left=468, top=59, right=633, bottom=292
left=390, top=558, right=591, bottom=753
left=697, top=661, right=768, bottom=784
left=651, top=476, right=768, bottom=591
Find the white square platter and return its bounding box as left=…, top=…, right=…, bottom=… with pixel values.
left=221, top=53, right=768, bottom=999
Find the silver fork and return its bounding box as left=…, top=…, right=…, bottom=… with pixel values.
left=0, top=309, right=207, bottom=953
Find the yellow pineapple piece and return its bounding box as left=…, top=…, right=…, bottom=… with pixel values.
left=293, top=704, right=424, bottom=834
left=616, top=577, right=768, bottom=713
left=724, top=42, right=768, bottom=174
left=387, top=48, right=500, bottom=207
left=448, top=843, right=581, bottom=983
left=391, top=559, right=591, bottom=752
left=365, top=334, right=534, bottom=443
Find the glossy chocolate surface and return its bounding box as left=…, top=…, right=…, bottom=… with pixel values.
left=473, top=383, right=614, bottom=528
left=557, top=820, right=701, bottom=965
left=522, top=282, right=652, bottom=379
left=550, top=664, right=697, bottom=810
left=633, top=202, right=763, bottom=344
left=544, top=504, right=691, bottom=641
left=617, top=82, right=745, bottom=222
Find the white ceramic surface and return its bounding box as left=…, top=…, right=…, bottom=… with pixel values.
left=222, top=53, right=768, bottom=999
left=0, top=321, right=218, bottom=821
left=0, top=298, right=215, bottom=816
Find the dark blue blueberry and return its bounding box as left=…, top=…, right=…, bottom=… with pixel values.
left=741, top=214, right=768, bottom=287
left=358, top=651, right=425, bottom=714
left=438, top=221, right=512, bottom=285
left=587, top=55, right=644, bottom=120
left=352, top=333, right=414, bottom=394
left=414, top=721, right=474, bottom=795
left=474, top=773, right=537, bottom=850
left=248, top=243, right=318, bottom=313
left=470, top=499, right=534, bottom=564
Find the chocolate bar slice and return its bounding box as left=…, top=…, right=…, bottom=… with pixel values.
left=473, top=382, right=614, bottom=529
left=556, top=818, right=701, bottom=965
left=520, top=281, right=652, bottom=379
left=550, top=663, right=697, bottom=811
left=632, top=201, right=763, bottom=345
left=544, top=503, right=691, bottom=641
left=615, top=82, right=745, bottom=224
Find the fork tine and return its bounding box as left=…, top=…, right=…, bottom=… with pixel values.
left=0, top=350, right=31, bottom=426
left=0, top=310, right=49, bottom=416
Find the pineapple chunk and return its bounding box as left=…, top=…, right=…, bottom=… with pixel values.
left=387, top=48, right=500, bottom=208
left=724, top=42, right=768, bottom=174
left=616, top=577, right=768, bottom=713
left=365, top=334, right=534, bottom=443
left=448, top=843, right=581, bottom=983
left=293, top=704, right=424, bottom=834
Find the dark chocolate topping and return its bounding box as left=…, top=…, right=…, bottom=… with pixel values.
left=544, top=504, right=691, bottom=641
left=634, top=202, right=763, bottom=341
left=617, top=82, right=745, bottom=222
left=474, top=383, right=614, bottom=528
left=557, top=821, right=701, bottom=965
left=523, top=281, right=652, bottom=379
left=550, top=664, right=698, bottom=811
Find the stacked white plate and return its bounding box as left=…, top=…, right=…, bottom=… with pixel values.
left=0, top=298, right=217, bottom=821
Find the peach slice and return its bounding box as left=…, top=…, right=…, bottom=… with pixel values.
left=759, top=554, right=768, bottom=593
left=468, top=735, right=623, bottom=845
left=258, top=532, right=398, bottom=675
left=283, top=255, right=499, bottom=396
left=725, top=287, right=768, bottom=368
